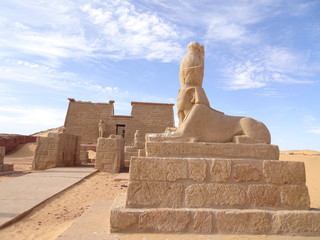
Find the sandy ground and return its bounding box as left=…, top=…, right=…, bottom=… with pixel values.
left=0, top=171, right=127, bottom=240
left=0, top=144, right=319, bottom=239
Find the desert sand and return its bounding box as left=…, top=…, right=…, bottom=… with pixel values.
left=0, top=142, right=319, bottom=239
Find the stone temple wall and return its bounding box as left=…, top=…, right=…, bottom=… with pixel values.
left=63, top=99, right=174, bottom=146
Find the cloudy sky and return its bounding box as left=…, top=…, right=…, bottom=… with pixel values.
left=0, top=0, right=319, bottom=150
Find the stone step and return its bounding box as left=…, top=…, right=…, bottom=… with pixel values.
left=110, top=193, right=320, bottom=236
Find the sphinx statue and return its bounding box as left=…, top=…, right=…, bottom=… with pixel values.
left=172, top=41, right=271, bottom=144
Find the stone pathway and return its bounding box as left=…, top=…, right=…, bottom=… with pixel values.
left=0, top=167, right=97, bottom=228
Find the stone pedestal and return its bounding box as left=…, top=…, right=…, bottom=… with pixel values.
left=110, top=140, right=320, bottom=236
left=95, top=135, right=124, bottom=173
left=0, top=146, right=13, bottom=172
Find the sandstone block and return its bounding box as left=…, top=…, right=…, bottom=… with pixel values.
left=130, top=158, right=187, bottom=182
left=233, top=164, right=261, bottom=182
left=2, top=164, right=13, bottom=171
left=263, top=160, right=306, bottom=184
left=126, top=181, right=183, bottom=208
left=110, top=210, right=137, bottom=232
left=0, top=146, right=5, bottom=164
left=281, top=185, right=310, bottom=209
left=194, top=211, right=213, bottom=233
left=210, top=160, right=231, bottom=182
left=247, top=185, right=280, bottom=208
left=273, top=211, right=320, bottom=235
left=96, top=136, right=124, bottom=173
left=0, top=146, right=6, bottom=156
left=185, top=184, right=246, bottom=208
left=139, top=210, right=190, bottom=232
left=146, top=141, right=279, bottom=160
left=217, top=211, right=272, bottom=234
left=188, top=159, right=207, bottom=181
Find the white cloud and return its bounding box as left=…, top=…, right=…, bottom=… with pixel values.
left=0, top=105, right=65, bottom=134
left=224, top=46, right=315, bottom=90
left=0, top=59, right=77, bottom=89
left=80, top=1, right=185, bottom=62
left=307, top=127, right=320, bottom=135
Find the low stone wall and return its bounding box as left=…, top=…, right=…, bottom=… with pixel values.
left=32, top=133, right=80, bottom=170
left=0, top=134, right=37, bottom=154
left=96, top=135, right=124, bottom=173
left=0, top=146, right=13, bottom=172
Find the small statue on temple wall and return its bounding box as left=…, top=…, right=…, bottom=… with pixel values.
left=98, top=120, right=105, bottom=138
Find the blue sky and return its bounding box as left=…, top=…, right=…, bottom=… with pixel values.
left=0, top=0, right=319, bottom=151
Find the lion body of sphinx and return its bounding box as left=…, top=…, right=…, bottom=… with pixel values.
left=174, top=103, right=271, bottom=144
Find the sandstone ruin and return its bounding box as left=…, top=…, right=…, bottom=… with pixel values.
left=0, top=146, right=13, bottom=172
left=32, top=100, right=174, bottom=170
left=110, top=42, right=320, bottom=236
left=32, top=133, right=80, bottom=170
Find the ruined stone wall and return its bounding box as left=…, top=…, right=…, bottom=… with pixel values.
left=32, top=134, right=80, bottom=170
left=63, top=100, right=174, bottom=146
left=64, top=100, right=114, bottom=144
left=32, top=137, right=59, bottom=170
left=0, top=134, right=37, bottom=154
left=96, top=135, right=124, bottom=173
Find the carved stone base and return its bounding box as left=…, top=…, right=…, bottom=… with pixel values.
left=110, top=193, right=320, bottom=236
left=145, top=141, right=279, bottom=160
left=127, top=157, right=310, bottom=210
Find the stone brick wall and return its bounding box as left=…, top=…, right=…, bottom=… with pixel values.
left=0, top=146, right=5, bottom=165
left=96, top=135, right=124, bottom=172
left=32, top=133, right=80, bottom=170
left=0, top=146, right=13, bottom=172
left=127, top=157, right=310, bottom=210
left=64, top=100, right=115, bottom=144
left=63, top=99, right=174, bottom=146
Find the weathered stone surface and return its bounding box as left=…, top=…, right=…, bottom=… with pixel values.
left=247, top=185, right=281, bottom=208
left=210, top=160, right=231, bottom=182
left=194, top=211, right=213, bottom=233
left=64, top=99, right=174, bottom=145
left=32, top=134, right=80, bottom=170
left=263, top=160, right=306, bottom=184
left=273, top=211, right=320, bottom=235
left=110, top=210, right=137, bottom=232
left=126, top=181, right=183, bottom=208
left=281, top=185, right=310, bottom=209
left=146, top=141, right=279, bottom=160
left=188, top=159, right=207, bottom=181
left=217, top=211, right=272, bottom=234
left=185, top=184, right=246, bottom=207
left=130, top=158, right=166, bottom=181
left=0, top=146, right=4, bottom=165
left=233, top=164, right=261, bottom=182
left=139, top=210, right=190, bottom=232
left=96, top=135, right=124, bottom=173
left=130, top=157, right=187, bottom=182
left=166, top=159, right=188, bottom=181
